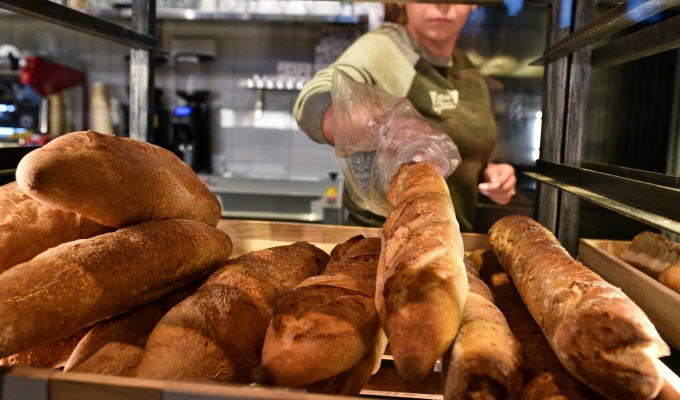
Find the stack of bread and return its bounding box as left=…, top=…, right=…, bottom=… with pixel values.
left=0, top=130, right=233, bottom=363
left=0, top=134, right=673, bottom=400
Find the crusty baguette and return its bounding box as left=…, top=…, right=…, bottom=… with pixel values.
left=470, top=248, right=604, bottom=400
left=376, top=162, right=468, bottom=383
left=134, top=242, right=329, bottom=383
left=16, top=130, right=221, bottom=228
left=0, top=326, right=91, bottom=368
left=620, top=231, right=680, bottom=279
left=253, top=236, right=384, bottom=390
left=441, top=256, right=523, bottom=400
left=659, top=264, right=680, bottom=294
left=0, top=181, right=114, bottom=274
left=0, top=219, right=232, bottom=359
left=488, top=215, right=669, bottom=400
left=63, top=282, right=202, bottom=376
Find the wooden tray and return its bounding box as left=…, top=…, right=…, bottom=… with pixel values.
left=216, top=219, right=491, bottom=257
left=3, top=223, right=679, bottom=399
left=578, top=239, right=680, bottom=349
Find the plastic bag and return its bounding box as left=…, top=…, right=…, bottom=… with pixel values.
left=331, top=69, right=461, bottom=217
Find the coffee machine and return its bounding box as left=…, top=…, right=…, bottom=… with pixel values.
left=171, top=52, right=213, bottom=173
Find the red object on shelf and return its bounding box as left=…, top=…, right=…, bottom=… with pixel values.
left=20, top=55, right=88, bottom=129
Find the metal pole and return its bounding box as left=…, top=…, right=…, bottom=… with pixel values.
left=129, top=0, right=156, bottom=141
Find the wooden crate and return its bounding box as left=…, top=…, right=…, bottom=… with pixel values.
left=578, top=239, right=680, bottom=350
left=3, top=223, right=680, bottom=399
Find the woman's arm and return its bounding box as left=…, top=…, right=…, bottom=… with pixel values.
left=321, top=104, right=335, bottom=145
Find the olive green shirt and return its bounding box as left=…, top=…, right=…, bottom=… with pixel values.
left=294, top=23, right=496, bottom=231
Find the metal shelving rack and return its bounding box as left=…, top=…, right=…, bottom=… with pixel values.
left=0, top=0, right=157, bottom=183
left=529, top=0, right=680, bottom=255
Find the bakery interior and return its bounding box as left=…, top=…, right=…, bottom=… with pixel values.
left=2, top=0, right=680, bottom=399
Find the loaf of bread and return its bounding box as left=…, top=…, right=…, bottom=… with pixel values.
left=253, top=236, right=384, bottom=393
left=134, top=242, right=329, bottom=383
left=441, top=256, right=523, bottom=400
left=376, top=162, right=468, bottom=383
left=620, top=231, right=680, bottom=279
left=470, top=248, right=605, bottom=400
left=304, top=330, right=387, bottom=396
left=0, top=219, right=232, bottom=359
left=0, top=181, right=113, bottom=274
left=488, top=215, right=669, bottom=400
left=659, top=264, right=680, bottom=294
left=63, top=282, right=202, bottom=376
left=0, top=326, right=91, bottom=368
left=15, top=130, right=221, bottom=228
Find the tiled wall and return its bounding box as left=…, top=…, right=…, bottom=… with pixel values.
left=0, top=12, right=346, bottom=181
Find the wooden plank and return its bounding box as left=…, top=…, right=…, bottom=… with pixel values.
left=578, top=239, right=680, bottom=349
left=658, top=360, right=680, bottom=400
left=217, top=220, right=490, bottom=256
left=363, top=367, right=442, bottom=399
left=163, top=380, right=360, bottom=400
left=50, top=372, right=163, bottom=400
left=556, top=0, right=595, bottom=256
left=0, top=366, right=55, bottom=400
left=537, top=0, right=571, bottom=234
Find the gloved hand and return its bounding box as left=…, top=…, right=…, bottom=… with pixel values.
left=331, top=69, right=461, bottom=217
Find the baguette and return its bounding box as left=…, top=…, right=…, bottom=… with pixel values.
left=488, top=215, right=669, bottom=400
left=620, top=232, right=680, bottom=279
left=0, top=181, right=113, bottom=274
left=63, top=282, right=202, bottom=376
left=470, top=248, right=604, bottom=400
left=376, top=162, right=468, bottom=383
left=16, top=130, right=221, bottom=228
left=441, top=256, right=523, bottom=400
left=134, top=242, right=329, bottom=383
left=253, top=236, right=384, bottom=391
left=0, top=219, right=232, bottom=359
left=0, top=326, right=91, bottom=368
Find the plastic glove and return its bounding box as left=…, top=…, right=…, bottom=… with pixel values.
left=331, top=69, right=461, bottom=216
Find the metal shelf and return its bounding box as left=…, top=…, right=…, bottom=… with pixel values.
left=87, top=6, right=364, bottom=24
left=531, top=0, right=680, bottom=66
left=0, top=0, right=158, bottom=52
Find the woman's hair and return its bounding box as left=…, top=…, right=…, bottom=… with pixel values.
left=384, top=3, right=407, bottom=24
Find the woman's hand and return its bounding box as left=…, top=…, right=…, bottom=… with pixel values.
left=478, top=163, right=517, bottom=205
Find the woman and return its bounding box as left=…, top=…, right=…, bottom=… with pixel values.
left=293, top=3, right=516, bottom=231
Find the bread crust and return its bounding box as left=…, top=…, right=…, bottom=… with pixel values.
left=441, top=257, right=523, bottom=400
left=0, top=326, right=91, bottom=368
left=0, top=181, right=113, bottom=274
left=134, top=242, right=329, bottom=383
left=0, top=219, right=233, bottom=358
left=255, top=236, right=383, bottom=390
left=63, top=282, right=201, bottom=376
left=376, top=162, right=468, bottom=383
left=16, top=131, right=221, bottom=228
left=488, top=215, right=669, bottom=400
left=470, top=248, right=605, bottom=400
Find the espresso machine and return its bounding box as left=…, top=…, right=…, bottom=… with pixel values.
left=171, top=52, right=213, bottom=173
